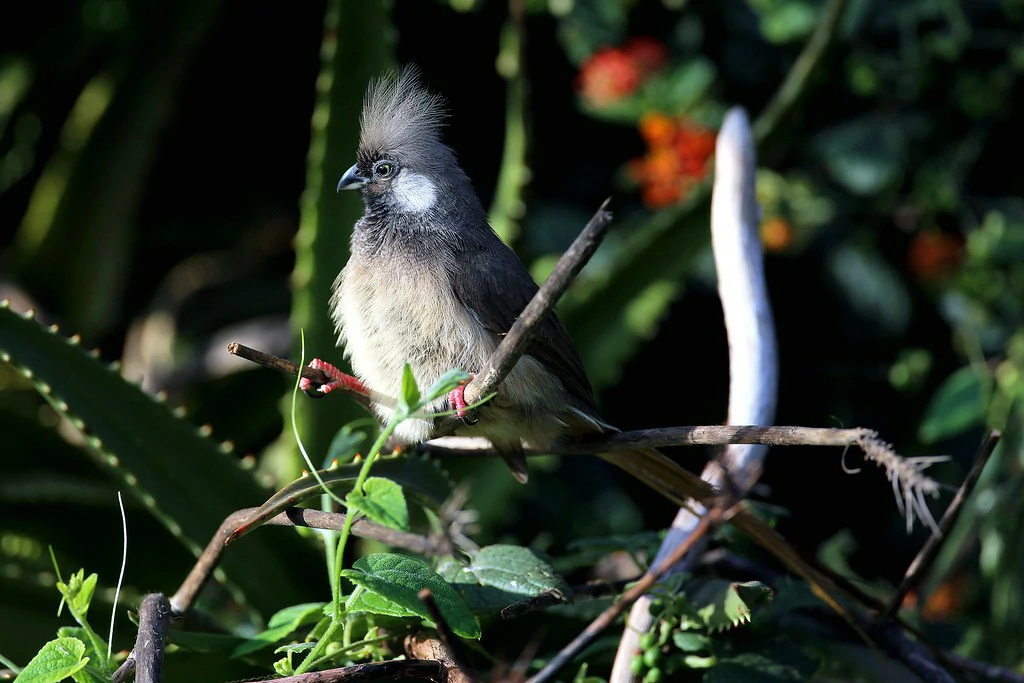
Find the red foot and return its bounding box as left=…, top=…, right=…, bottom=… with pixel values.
left=300, top=358, right=368, bottom=397
left=448, top=372, right=478, bottom=425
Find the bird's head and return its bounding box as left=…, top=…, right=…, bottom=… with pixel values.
left=338, top=66, right=479, bottom=219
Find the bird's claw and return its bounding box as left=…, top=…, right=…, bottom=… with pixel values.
left=300, top=358, right=363, bottom=398
left=448, top=373, right=478, bottom=425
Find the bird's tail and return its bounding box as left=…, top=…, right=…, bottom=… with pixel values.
left=600, top=448, right=853, bottom=617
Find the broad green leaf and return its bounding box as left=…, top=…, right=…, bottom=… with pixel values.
left=442, top=545, right=572, bottom=615
left=814, top=116, right=913, bottom=196
left=231, top=602, right=326, bottom=657
left=673, top=632, right=711, bottom=652
left=346, top=477, right=409, bottom=531
left=688, top=579, right=774, bottom=632
left=0, top=304, right=320, bottom=616
left=13, top=637, right=88, bottom=683
left=341, top=553, right=480, bottom=639
left=918, top=366, right=987, bottom=443
left=227, top=455, right=451, bottom=542
left=422, top=369, right=471, bottom=404
left=399, top=363, right=420, bottom=415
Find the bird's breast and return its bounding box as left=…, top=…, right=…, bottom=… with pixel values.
left=333, top=253, right=491, bottom=437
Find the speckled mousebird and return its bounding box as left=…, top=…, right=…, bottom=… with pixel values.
left=301, top=66, right=686, bottom=493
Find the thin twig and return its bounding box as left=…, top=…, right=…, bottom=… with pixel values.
left=268, top=660, right=441, bottom=682
left=418, top=589, right=477, bottom=683
left=753, top=0, right=849, bottom=144
left=171, top=507, right=438, bottom=615
left=433, top=199, right=613, bottom=435
left=940, top=650, right=1024, bottom=683
left=883, top=430, right=1001, bottom=620
left=867, top=621, right=956, bottom=683
left=527, top=506, right=724, bottom=683
left=500, top=579, right=630, bottom=620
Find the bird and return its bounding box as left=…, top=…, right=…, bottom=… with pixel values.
left=299, top=65, right=851, bottom=617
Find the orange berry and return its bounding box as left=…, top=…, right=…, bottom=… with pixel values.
left=760, top=217, right=793, bottom=251
left=639, top=112, right=677, bottom=147
left=907, top=231, right=963, bottom=282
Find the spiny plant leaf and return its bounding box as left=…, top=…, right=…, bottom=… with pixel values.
left=346, top=477, right=409, bottom=531
left=440, top=545, right=572, bottom=615
left=0, top=303, right=320, bottom=616
left=228, top=455, right=451, bottom=541
left=341, top=553, right=481, bottom=639
left=688, top=579, right=775, bottom=632
left=12, top=637, right=88, bottom=683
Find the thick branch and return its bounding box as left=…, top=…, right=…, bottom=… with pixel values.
left=111, top=593, right=170, bottom=683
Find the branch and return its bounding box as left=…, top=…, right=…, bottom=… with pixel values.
left=170, top=507, right=439, bottom=615
left=433, top=198, right=613, bottom=435
left=527, top=505, right=726, bottom=683
left=270, top=660, right=441, bottom=683
left=413, top=589, right=477, bottom=683
left=112, top=593, right=170, bottom=683
left=883, top=430, right=1000, bottom=619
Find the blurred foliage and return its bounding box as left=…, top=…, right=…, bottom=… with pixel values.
left=2, top=0, right=1024, bottom=679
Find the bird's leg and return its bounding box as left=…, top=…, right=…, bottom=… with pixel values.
left=300, top=358, right=369, bottom=397
left=447, top=372, right=478, bottom=425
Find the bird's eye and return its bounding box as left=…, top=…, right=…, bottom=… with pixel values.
left=373, top=161, right=395, bottom=179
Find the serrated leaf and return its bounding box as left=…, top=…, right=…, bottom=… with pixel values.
left=688, top=579, right=774, bottom=632
left=67, top=572, right=97, bottom=618
left=12, top=637, right=88, bottom=683
left=228, top=455, right=451, bottom=542
left=918, top=366, right=986, bottom=443
left=399, top=363, right=420, bottom=415
left=460, top=545, right=572, bottom=614
left=230, top=602, right=326, bottom=657
left=346, top=477, right=409, bottom=531
left=0, top=304, right=319, bottom=616
left=472, top=545, right=570, bottom=597
left=341, top=553, right=480, bottom=638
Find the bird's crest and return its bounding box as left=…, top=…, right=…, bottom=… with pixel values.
left=358, top=66, right=447, bottom=169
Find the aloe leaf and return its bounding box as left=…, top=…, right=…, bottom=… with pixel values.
left=0, top=303, right=320, bottom=616
left=271, top=0, right=395, bottom=483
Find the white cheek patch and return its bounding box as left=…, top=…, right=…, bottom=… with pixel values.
left=390, top=171, right=437, bottom=214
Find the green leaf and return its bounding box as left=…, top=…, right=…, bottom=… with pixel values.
left=918, top=367, right=987, bottom=443
left=13, top=637, right=88, bottom=683
left=0, top=303, right=320, bottom=617
left=346, top=477, right=409, bottom=531
left=230, top=602, right=326, bottom=657
left=325, top=422, right=377, bottom=468
left=341, top=553, right=480, bottom=639
left=422, top=369, right=471, bottom=404
left=672, top=632, right=711, bottom=652
left=399, top=363, right=421, bottom=415
left=688, top=579, right=774, bottom=632
left=442, top=545, right=572, bottom=615
left=63, top=571, right=97, bottom=619
left=226, top=455, right=451, bottom=542
left=814, top=117, right=911, bottom=196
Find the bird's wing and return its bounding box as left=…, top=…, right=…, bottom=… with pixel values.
left=448, top=239, right=599, bottom=416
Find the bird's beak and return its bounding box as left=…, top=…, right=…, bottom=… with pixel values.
left=337, top=163, right=369, bottom=192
